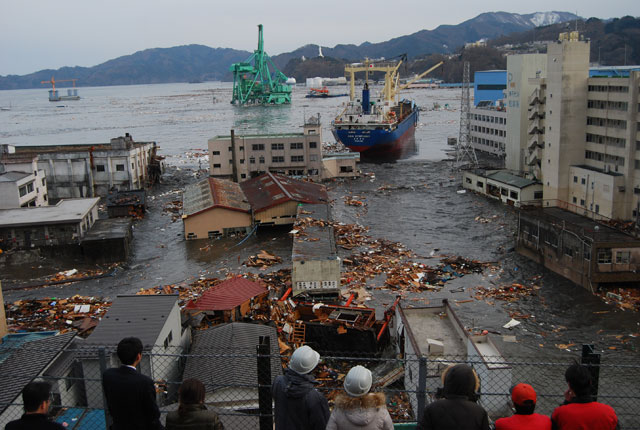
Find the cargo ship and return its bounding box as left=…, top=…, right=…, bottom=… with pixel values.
left=332, top=59, right=442, bottom=159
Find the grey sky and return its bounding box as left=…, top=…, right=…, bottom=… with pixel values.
left=1, top=0, right=637, bottom=76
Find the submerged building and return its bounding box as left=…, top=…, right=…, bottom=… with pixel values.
left=5, top=134, right=161, bottom=202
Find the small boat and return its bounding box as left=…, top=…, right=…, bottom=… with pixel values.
left=305, top=86, right=348, bottom=98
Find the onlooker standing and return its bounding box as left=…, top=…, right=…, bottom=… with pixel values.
left=551, top=363, right=618, bottom=430
left=5, top=381, right=65, bottom=430
left=495, top=383, right=551, bottom=430
left=165, top=379, right=223, bottom=430
left=326, top=365, right=393, bottom=430
left=416, top=364, right=489, bottom=430
left=102, top=337, right=163, bottom=430
left=272, top=345, right=330, bottom=430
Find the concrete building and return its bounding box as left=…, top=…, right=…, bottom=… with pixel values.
left=463, top=170, right=543, bottom=207
left=209, top=117, right=324, bottom=181
left=0, top=198, right=99, bottom=251
left=321, top=152, right=361, bottom=179
left=291, top=204, right=341, bottom=296
left=7, top=134, right=160, bottom=202
left=470, top=103, right=507, bottom=156
left=517, top=207, right=640, bottom=289
left=81, top=294, right=189, bottom=408
left=182, top=177, right=251, bottom=240
left=240, top=172, right=329, bottom=226
left=0, top=145, right=48, bottom=208
left=505, top=54, right=547, bottom=172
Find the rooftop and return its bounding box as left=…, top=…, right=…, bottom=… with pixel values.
left=183, top=177, right=250, bottom=217
left=106, top=189, right=146, bottom=207
left=574, top=164, right=624, bottom=177
left=86, top=294, right=178, bottom=348
left=186, top=277, right=268, bottom=311
left=0, top=171, right=31, bottom=182
left=487, top=170, right=539, bottom=189
left=212, top=133, right=305, bottom=140
left=293, top=204, right=337, bottom=261
left=183, top=322, right=281, bottom=390
left=240, top=172, right=328, bottom=213
left=80, top=218, right=132, bottom=242
left=0, top=198, right=99, bottom=228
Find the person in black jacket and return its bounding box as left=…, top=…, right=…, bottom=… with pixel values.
left=5, top=381, right=65, bottom=430
left=416, top=363, right=490, bottom=430
left=272, top=345, right=330, bottom=430
left=102, top=337, right=163, bottom=430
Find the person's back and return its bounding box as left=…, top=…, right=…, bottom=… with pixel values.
left=165, top=378, right=223, bottom=430
left=495, top=383, right=550, bottom=430
left=326, top=366, right=393, bottom=430
left=272, top=346, right=329, bottom=430
left=551, top=364, right=617, bottom=430
left=416, top=364, right=489, bottom=430
left=102, top=337, right=162, bottom=430
left=6, top=382, right=65, bottom=430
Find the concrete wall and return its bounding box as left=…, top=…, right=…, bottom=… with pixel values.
left=183, top=207, right=251, bottom=240
left=505, top=54, right=547, bottom=172
left=292, top=258, right=341, bottom=296
left=321, top=155, right=360, bottom=180
left=470, top=108, right=507, bottom=156
left=568, top=167, right=626, bottom=219
left=541, top=36, right=590, bottom=203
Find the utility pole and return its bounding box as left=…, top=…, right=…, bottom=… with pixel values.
left=456, top=61, right=478, bottom=169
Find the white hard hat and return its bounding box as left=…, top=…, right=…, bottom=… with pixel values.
left=344, top=365, right=372, bottom=397
left=289, top=345, right=320, bottom=374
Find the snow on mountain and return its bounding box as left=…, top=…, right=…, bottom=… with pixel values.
left=529, top=12, right=562, bottom=26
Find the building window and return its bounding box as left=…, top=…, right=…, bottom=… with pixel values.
left=19, top=186, right=27, bottom=197
left=250, top=157, right=256, bottom=164
left=252, top=144, right=265, bottom=151
left=163, top=331, right=173, bottom=349
left=96, top=165, right=105, bottom=172
left=340, top=166, right=354, bottom=173
left=213, top=163, right=221, bottom=168
left=290, top=142, right=303, bottom=150
left=228, top=146, right=232, bottom=152
left=595, top=204, right=599, bottom=214
left=308, top=169, right=319, bottom=175
left=309, top=154, right=318, bottom=162
left=573, top=176, right=577, bottom=183
left=465, top=177, right=472, bottom=184
left=229, top=159, right=233, bottom=164
left=241, top=173, right=246, bottom=178
left=26, top=182, right=34, bottom=193
left=240, top=159, right=245, bottom=164
left=500, top=188, right=508, bottom=196
left=271, top=143, right=284, bottom=150
left=580, top=199, right=585, bottom=206
left=597, top=248, right=612, bottom=264
left=477, top=181, right=483, bottom=188
left=510, top=190, right=518, bottom=200
left=259, top=156, right=265, bottom=164
left=272, top=156, right=285, bottom=163
left=291, top=155, right=304, bottom=162
left=116, top=164, right=125, bottom=171
left=572, top=197, right=577, bottom=204
left=616, top=251, right=630, bottom=264
left=212, top=151, right=220, bottom=155
left=309, top=142, right=317, bottom=148
left=534, top=191, right=543, bottom=199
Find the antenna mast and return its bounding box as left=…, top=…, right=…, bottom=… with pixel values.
left=456, top=61, right=478, bottom=168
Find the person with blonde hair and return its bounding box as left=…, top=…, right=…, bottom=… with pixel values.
left=165, top=379, right=223, bottom=430
left=326, top=365, right=393, bottom=430
left=416, top=363, right=489, bottom=430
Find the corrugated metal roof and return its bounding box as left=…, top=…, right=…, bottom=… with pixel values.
left=182, top=178, right=249, bottom=216
left=240, top=172, right=328, bottom=213
left=0, top=332, right=76, bottom=415
left=86, top=295, right=178, bottom=347
left=487, top=171, right=538, bottom=189
left=186, top=277, right=267, bottom=311
left=183, top=323, right=281, bottom=390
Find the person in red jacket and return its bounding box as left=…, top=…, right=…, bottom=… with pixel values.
left=495, top=383, right=551, bottom=430
left=551, top=363, right=618, bottom=430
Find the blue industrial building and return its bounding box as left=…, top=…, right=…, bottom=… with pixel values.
left=589, top=65, right=640, bottom=77
left=473, top=70, right=507, bottom=106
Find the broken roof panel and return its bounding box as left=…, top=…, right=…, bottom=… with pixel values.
left=183, top=178, right=249, bottom=217
left=86, top=294, right=178, bottom=348
left=240, top=172, right=328, bottom=213
left=183, top=322, right=281, bottom=389
left=186, top=277, right=268, bottom=311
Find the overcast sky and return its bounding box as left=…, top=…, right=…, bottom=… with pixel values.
left=1, top=0, right=637, bottom=76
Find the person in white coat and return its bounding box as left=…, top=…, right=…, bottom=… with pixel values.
left=326, top=365, right=394, bottom=430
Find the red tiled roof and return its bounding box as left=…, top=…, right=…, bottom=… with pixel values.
left=240, top=172, right=328, bottom=213
left=186, top=277, right=268, bottom=311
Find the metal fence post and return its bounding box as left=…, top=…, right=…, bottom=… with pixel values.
left=99, top=347, right=113, bottom=429
left=581, top=344, right=600, bottom=400
left=417, top=355, right=427, bottom=423
left=257, top=336, right=273, bottom=430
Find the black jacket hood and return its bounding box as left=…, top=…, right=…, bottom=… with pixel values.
left=442, top=364, right=478, bottom=400
left=282, top=368, right=318, bottom=398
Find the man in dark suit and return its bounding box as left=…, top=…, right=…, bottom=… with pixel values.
left=102, top=337, right=163, bottom=430
left=6, top=381, right=65, bottom=430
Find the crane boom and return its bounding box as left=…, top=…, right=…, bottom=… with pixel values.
left=395, top=61, right=444, bottom=94
left=41, top=77, right=78, bottom=92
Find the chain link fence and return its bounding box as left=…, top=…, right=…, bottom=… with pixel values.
left=0, top=340, right=638, bottom=429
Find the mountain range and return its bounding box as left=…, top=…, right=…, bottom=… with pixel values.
left=0, top=11, right=582, bottom=90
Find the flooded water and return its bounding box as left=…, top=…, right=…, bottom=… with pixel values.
left=1, top=83, right=639, bottom=359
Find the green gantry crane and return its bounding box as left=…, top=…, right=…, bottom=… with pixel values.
left=230, top=24, right=291, bottom=105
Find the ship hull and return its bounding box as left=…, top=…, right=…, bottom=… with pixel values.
left=332, top=109, right=418, bottom=160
